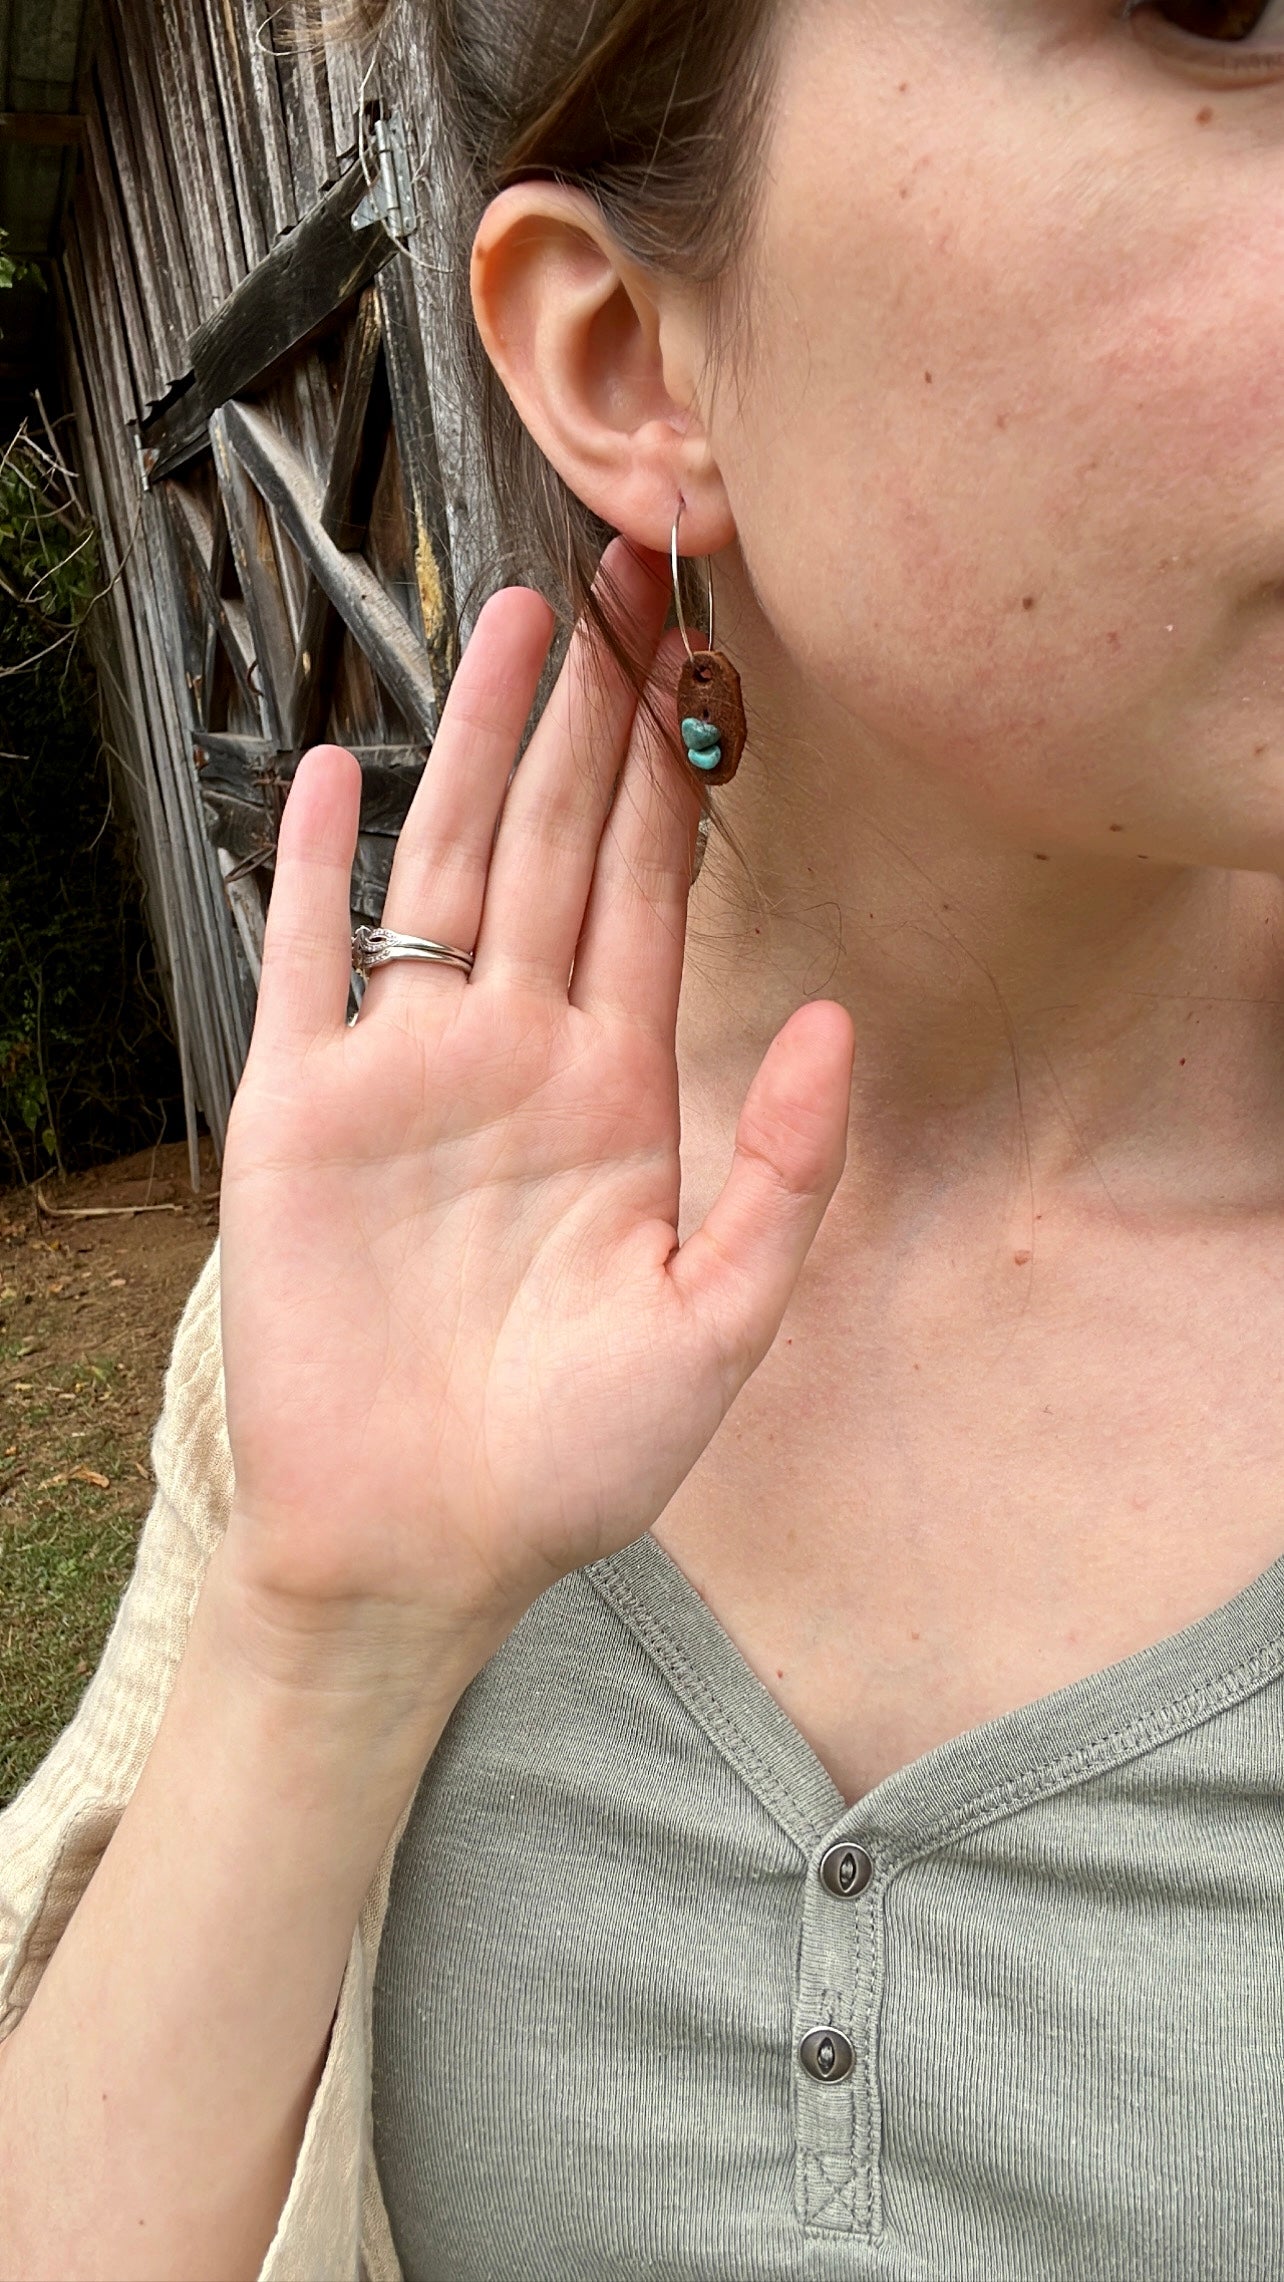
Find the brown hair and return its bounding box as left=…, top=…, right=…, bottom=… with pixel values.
left=341, top=0, right=783, bottom=758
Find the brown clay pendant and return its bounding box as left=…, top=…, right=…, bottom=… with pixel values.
left=677, top=650, right=748, bottom=788
left=672, top=502, right=748, bottom=789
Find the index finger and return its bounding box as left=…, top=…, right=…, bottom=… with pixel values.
left=249, top=743, right=363, bottom=1059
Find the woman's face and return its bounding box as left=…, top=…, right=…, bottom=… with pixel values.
left=718, top=0, right=1284, bottom=871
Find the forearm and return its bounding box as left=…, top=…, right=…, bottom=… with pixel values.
left=0, top=1533, right=485, bottom=2282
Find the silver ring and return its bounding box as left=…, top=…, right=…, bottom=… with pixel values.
left=351, top=924, right=475, bottom=978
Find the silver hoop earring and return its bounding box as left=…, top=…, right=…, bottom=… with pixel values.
left=671, top=500, right=747, bottom=788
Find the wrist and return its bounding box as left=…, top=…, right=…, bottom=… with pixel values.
left=197, top=1526, right=512, bottom=1770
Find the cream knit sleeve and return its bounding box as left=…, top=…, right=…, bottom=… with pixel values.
left=0, top=1237, right=407, bottom=2282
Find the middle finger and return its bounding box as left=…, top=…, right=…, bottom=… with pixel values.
left=470, top=538, right=672, bottom=996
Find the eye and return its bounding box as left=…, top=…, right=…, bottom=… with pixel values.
left=1133, top=0, right=1278, bottom=38
left=1131, top=0, right=1284, bottom=64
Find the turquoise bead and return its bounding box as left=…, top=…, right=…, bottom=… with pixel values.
left=681, top=716, right=722, bottom=752
left=686, top=743, right=722, bottom=773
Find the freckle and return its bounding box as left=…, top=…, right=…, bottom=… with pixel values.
left=1033, top=852, right=1049, bottom=862
left=924, top=371, right=933, bottom=384
left=1179, top=1058, right=1186, bottom=1066
left=1022, top=595, right=1036, bottom=611
left=898, top=79, right=910, bottom=92
left=900, top=184, right=911, bottom=199
left=1137, top=852, right=1149, bottom=859
left=995, top=412, right=1009, bottom=431
left=1109, top=823, right=1125, bottom=831
left=1106, top=630, right=1121, bottom=650
left=1196, top=105, right=1214, bottom=124
left=1255, top=743, right=1269, bottom=757
left=776, top=1668, right=784, bottom=1679
left=909, top=1629, right=921, bottom=1642
left=1014, top=1250, right=1032, bottom=1266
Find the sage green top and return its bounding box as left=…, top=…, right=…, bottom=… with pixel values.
left=374, top=1530, right=1284, bottom=2280
left=1, top=1239, right=1282, bottom=2281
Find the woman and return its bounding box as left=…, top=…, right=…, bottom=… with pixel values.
left=2, top=0, right=1283, bottom=2274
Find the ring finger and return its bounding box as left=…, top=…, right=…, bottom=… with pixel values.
left=360, top=585, right=557, bottom=1010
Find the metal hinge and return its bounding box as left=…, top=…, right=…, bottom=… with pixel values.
left=352, top=112, right=417, bottom=242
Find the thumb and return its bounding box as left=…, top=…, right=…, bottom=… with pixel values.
left=669, top=1000, right=855, bottom=1382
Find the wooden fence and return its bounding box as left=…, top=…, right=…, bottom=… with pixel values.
left=55, top=0, right=495, bottom=1183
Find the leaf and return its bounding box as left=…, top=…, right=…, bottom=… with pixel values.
left=68, top=1465, right=109, bottom=1488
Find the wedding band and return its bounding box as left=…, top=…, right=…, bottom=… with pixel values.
left=350, top=924, right=475, bottom=978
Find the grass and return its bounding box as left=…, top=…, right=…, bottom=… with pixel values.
left=0, top=1347, right=156, bottom=1802
left=0, top=1139, right=221, bottom=1806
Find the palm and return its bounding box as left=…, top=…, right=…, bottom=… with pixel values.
left=219, top=543, right=853, bottom=1639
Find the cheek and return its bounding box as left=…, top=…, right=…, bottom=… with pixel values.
left=725, top=41, right=1284, bottom=844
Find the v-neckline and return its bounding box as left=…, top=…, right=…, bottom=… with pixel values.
left=587, top=1531, right=1284, bottom=1864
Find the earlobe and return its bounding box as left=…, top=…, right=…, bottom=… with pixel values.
left=470, top=182, right=734, bottom=559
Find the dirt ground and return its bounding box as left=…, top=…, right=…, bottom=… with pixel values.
left=0, top=1137, right=221, bottom=1804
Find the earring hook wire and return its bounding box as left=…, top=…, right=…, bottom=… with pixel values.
left=671, top=499, right=715, bottom=665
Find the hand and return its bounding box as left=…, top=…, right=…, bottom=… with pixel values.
left=217, top=538, right=855, bottom=1680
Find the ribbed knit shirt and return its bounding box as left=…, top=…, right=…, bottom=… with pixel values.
left=373, top=1531, right=1284, bottom=2281
left=2, top=1239, right=1283, bottom=2282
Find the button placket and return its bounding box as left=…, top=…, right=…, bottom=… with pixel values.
left=793, top=1828, right=884, bottom=2241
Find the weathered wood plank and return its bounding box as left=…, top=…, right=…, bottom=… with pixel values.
left=377, top=255, right=456, bottom=715
left=107, top=0, right=201, bottom=377
left=192, top=731, right=274, bottom=767
left=221, top=395, right=439, bottom=741
left=217, top=846, right=266, bottom=987
left=78, top=73, right=158, bottom=408
left=163, top=482, right=259, bottom=711
left=200, top=0, right=269, bottom=268
left=234, top=0, right=298, bottom=240
left=137, top=483, right=254, bottom=1105
left=209, top=405, right=297, bottom=751
left=55, top=255, right=204, bottom=1184
left=139, top=381, right=209, bottom=486
left=92, top=18, right=185, bottom=390
left=159, top=488, right=216, bottom=731
left=61, top=246, right=244, bottom=1158
left=64, top=198, right=141, bottom=451
left=290, top=285, right=383, bottom=750
left=324, top=15, right=372, bottom=161
left=272, top=16, right=337, bottom=210
left=196, top=734, right=427, bottom=834
left=188, top=158, right=398, bottom=418
left=149, top=0, right=239, bottom=312
left=350, top=834, right=397, bottom=924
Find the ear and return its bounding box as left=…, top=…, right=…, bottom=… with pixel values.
left=470, top=182, right=735, bottom=559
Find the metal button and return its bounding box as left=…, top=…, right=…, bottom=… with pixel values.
left=818, top=1842, right=873, bottom=1898
left=799, top=2026, right=855, bottom=2083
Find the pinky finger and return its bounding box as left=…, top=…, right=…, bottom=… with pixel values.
left=250, top=745, right=362, bottom=1059
left=669, top=1001, right=855, bottom=1378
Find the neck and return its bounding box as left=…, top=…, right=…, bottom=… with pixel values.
left=679, top=606, right=1284, bottom=1235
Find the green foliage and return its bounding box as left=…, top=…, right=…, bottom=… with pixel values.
left=0, top=225, right=43, bottom=308
left=0, top=420, right=184, bottom=1187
